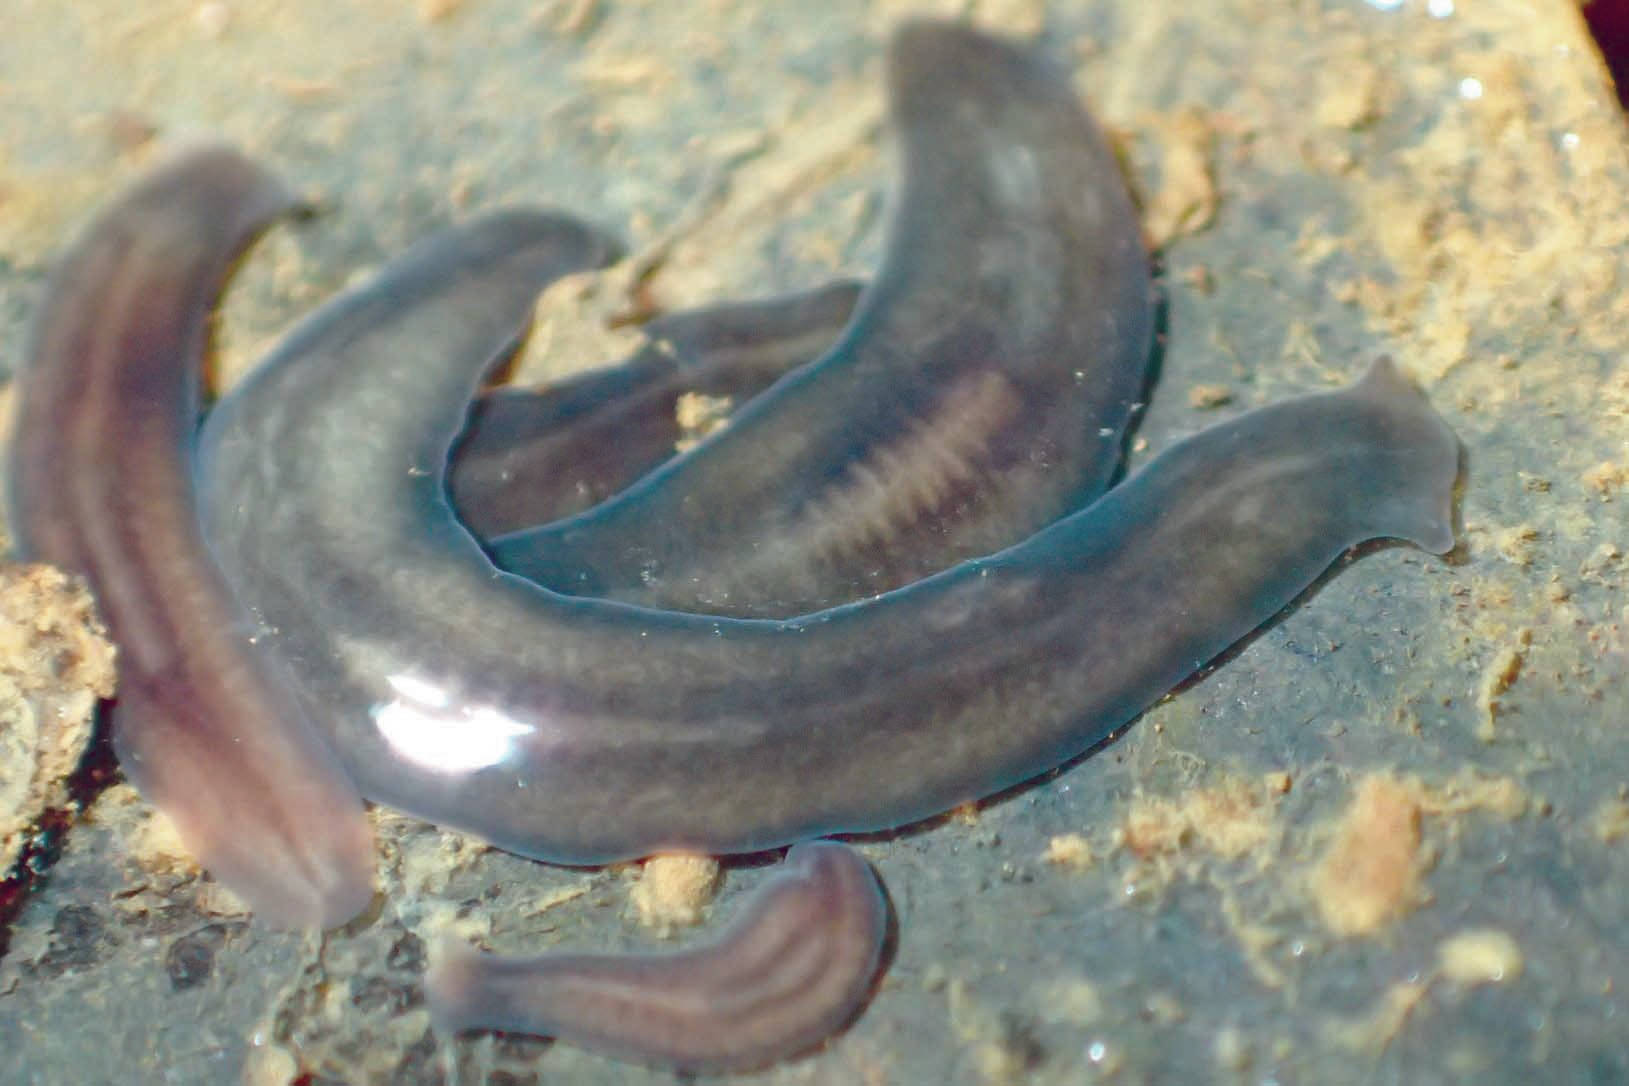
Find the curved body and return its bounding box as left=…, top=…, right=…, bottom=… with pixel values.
left=488, top=22, right=1154, bottom=617
left=450, top=281, right=863, bottom=536
left=427, top=842, right=887, bottom=1072
left=4, top=147, right=374, bottom=928
left=197, top=197, right=1457, bottom=865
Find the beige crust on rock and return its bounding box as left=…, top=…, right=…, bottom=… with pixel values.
left=0, top=563, right=116, bottom=875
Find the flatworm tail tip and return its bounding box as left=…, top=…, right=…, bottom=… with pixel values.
left=1354, top=356, right=1461, bottom=556
left=111, top=689, right=375, bottom=931
left=423, top=935, right=483, bottom=1038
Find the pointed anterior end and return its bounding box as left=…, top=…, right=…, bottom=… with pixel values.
left=147, top=142, right=306, bottom=250
left=1349, top=356, right=1461, bottom=555
left=425, top=841, right=887, bottom=1073
left=887, top=18, right=1031, bottom=113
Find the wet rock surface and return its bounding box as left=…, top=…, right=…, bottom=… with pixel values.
left=1, top=1, right=1627, bottom=1082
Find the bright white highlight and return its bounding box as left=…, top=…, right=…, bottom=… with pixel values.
left=374, top=673, right=534, bottom=773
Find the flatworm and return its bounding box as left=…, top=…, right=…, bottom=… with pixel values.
left=197, top=192, right=1456, bottom=860
left=5, top=146, right=374, bottom=929
left=426, top=842, right=888, bottom=1073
